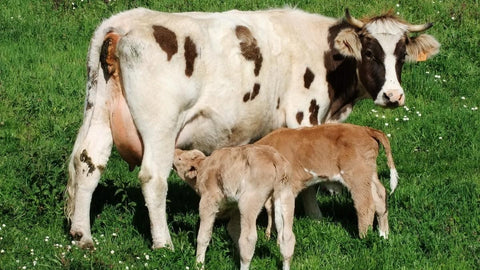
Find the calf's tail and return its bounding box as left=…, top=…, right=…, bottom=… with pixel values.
left=368, top=128, right=399, bottom=194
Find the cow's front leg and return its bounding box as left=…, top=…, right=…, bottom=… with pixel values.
left=139, top=144, right=175, bottom=249
left=299, top=186, right=323, bottom=219
left=66, top=121, right=113, bottom=249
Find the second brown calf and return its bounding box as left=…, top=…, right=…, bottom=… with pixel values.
left=255, top=123, right=398, bottom=238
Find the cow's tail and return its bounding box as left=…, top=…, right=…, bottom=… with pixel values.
left=64, top=17, right=125, bottom=220
left=368, top=127, right=399, bottom=194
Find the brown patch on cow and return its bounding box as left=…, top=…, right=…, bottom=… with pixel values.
left=100, top=32, right=120, bottom=81
left=152, top=25, right=178, bottom=61
left=276, top=98, right=281, bottom=109
left=250, top=83, right=260, bottom=100
left=304, top=67, right=315, bottom=89
left=309, top=99, right=320, bottom=125
left=184, top=36, right=198, bottom=77
left=243, top=92, right=251, bottom=102
left=80, top=149, right=95, bottom=175
left=296, top=112, right=304, bottom=125
left=235, top=25, right=263, bottom=76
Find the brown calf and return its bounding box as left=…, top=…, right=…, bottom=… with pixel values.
left=255, top=123, right=398, bottom=238
left=173, top=145, right=295, bottom=270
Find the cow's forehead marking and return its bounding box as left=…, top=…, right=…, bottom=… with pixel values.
left=365, top=20, right=406, bottom=55
left=184, top=36, right=198, bottom=77
left=152, top=25, right=178, bottom=61
left=235, top=25, right=263, bottom=76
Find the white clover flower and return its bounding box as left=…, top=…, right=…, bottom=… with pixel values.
left=426, top=71, right=430, bottom=74
left=434, top=75, right=441, bottom=79
left=461, top=96, right=466, bottom=100
left=439, top=136, right=443, bottom=140
left=110, top=250, right=115, bottom=254
left=387, top=134, right=391, bottom=138
left=145, top=254, right=150, bottom=260
left=395, top=118, right=399, bottom=121
left=385, top=123, right=389, bottom=126
left=1, top=249, right=4, bottom=253
left=112, top=233, right=118, bottom=237
left=33, top=260, right=37, bottom=266
left=396, top=3, right=400, bottom=7
left=472, top=107, right=478, bottom=111
left=371, top=109, right=378, bottom=113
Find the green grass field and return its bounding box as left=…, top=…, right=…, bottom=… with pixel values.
left=0, top=0, right=479, bottom=269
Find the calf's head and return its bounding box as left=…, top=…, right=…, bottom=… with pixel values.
left=334, top=9, right=440, bottom=107
left=173, top=149, right=206, bottom=190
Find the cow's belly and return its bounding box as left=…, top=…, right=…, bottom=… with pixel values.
left=176, top=104, right=280, bottom=154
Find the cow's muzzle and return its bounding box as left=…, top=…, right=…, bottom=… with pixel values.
left=383, top=90, right=405, bottom=108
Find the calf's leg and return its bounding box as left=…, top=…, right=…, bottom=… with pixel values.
left=274, top=187, right=296, bottom=270
left=238, top=193, right=266, bottom=270
left=372, top=175, right=389, bottom=238
left=196, top=197, right=219, bottom=267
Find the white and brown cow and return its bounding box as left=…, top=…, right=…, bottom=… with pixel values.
left=65, top=7, right=439, bottom=249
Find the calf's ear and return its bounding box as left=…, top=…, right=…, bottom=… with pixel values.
left=406, top=34, right=440, bottom=62
left=334, top=28, right=362, bottom=60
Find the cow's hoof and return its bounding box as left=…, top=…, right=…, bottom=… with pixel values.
left=70, top=230, right=95, bottom=250
left=78, top=239, right=95, bottom=250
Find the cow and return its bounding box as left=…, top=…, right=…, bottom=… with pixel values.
left=65, top=7, right=440, bottom=249
left=256, top=123, right=398, bottom=239
left=173, top=146, right=295, bottom=270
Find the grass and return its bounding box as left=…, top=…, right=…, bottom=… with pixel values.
left=0, top=0, right=479, bottom=269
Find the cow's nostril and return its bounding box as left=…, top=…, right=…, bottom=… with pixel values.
left=383, top=92, right=391, bottom=101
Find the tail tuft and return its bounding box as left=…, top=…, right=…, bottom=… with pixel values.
left=389, top=168, right=399, bottom=194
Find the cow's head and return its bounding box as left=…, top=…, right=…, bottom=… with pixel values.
left=334, top=9, right=440, bottom=107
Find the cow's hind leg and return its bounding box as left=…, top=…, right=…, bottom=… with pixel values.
left=66, top=119, right=112, bottom=249
left=372, top=175, right=389, bottom=238
left=300, top=186, right=323, bottom=219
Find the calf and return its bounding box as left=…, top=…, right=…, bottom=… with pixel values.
left=256, top=123, right=398, bottom=238
left=173, top=146, right=295, bottom=270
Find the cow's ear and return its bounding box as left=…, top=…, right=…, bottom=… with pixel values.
left=406, top=34, right=440, bottom=62
left=334, top=28, right=362, bottom=60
